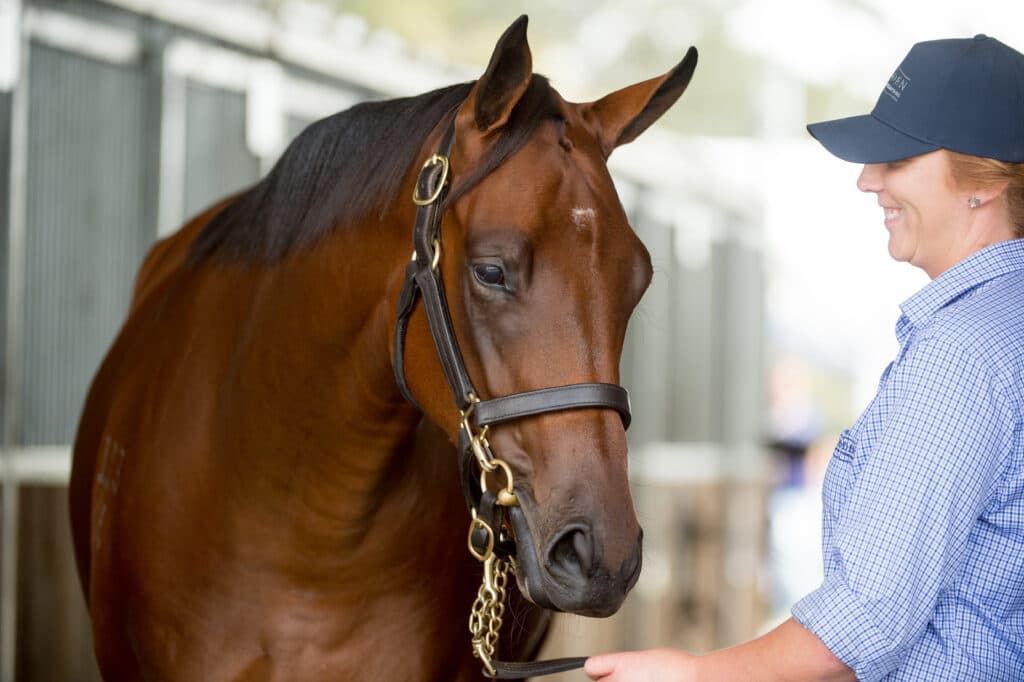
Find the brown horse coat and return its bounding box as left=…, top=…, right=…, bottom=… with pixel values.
left=69, top=16, right=697, bottom=681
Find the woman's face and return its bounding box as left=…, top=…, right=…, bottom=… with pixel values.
left=856, top=150, right=969, bottom=278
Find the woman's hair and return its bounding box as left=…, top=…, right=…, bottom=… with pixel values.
left=947, top=151, right=1024, bottom=238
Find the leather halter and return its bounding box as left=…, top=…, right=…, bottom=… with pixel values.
left=393, top=115, right=633, bottom=679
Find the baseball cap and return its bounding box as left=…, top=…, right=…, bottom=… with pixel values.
left=807, top=34, right=1024, bottom=163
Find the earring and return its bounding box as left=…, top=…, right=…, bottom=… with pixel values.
left=968, top=196, right=981, bottom=209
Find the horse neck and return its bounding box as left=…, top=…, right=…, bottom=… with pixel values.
left=217, top=213, right=452, bottom=568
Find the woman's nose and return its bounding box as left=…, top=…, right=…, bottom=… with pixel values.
left=856, top=163, right=883, bottom=193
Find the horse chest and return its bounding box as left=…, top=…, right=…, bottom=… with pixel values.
left=173, top=590, right=481, bottom=681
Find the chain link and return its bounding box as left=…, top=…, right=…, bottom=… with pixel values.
left=469, top=554, right=511, bottom=675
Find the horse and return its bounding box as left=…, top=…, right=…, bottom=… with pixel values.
left=68, top=15, right=698, bottom=681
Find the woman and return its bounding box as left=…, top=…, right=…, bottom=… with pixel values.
left=586, top=34, right=1024, bottom=681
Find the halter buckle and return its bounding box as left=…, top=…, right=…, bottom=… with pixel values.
left=412, top=154, right=450, bottom=206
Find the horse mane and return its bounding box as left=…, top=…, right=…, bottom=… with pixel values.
left=187, top=75, right=560, bottom=265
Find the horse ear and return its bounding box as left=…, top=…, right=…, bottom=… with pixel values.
left=465, top=15, right=533, bottom=134
left=586, top=46, right=698, bottom=157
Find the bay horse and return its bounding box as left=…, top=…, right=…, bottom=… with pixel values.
left=69, top=15, right=698, bottom=681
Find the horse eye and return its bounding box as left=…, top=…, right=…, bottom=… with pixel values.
left=472, top=263, right=507, bottom=288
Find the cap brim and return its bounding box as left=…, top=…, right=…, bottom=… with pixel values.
left=807, top=114, right=940, bottom=163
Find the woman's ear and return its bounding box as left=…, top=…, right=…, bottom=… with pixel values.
left=975, top=180, right=1011, bottom=206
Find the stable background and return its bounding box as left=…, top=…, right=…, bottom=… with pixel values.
left=1, top=1, right=1021, bottom=680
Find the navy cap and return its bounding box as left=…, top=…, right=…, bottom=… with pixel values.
left=808, top=35, right=1024, bottom=163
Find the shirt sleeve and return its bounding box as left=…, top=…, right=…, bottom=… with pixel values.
left=792, top=333, right=1014, bottom=681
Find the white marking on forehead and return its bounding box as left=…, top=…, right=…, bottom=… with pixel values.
left=571, top=207, right=596, bottom=231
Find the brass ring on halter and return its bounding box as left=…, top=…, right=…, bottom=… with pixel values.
left=467, top=515, right=495, bottom=562
left=410, top=239, right=442, bottom=270
left=430, top=238, right=441, bottom=271
left=480, top=459, right=519, bottom=507
left=412, top=153, right=450, bottom=206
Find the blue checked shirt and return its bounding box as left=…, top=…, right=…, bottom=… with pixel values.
left=792, top=239, right=1024, bottom=681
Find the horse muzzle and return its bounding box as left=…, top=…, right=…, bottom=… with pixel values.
left=507, top=504, right=642, bottom=617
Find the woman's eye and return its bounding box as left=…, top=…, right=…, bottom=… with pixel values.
left=472, top=263, right=507, bottom=288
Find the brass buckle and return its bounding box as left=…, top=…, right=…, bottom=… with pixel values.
left=412, top=154, right=450, bottom=206
left=467, top=512, right=495, bottom=562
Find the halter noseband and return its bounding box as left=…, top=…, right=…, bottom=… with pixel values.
left=392, top=116, right=632, bottom=679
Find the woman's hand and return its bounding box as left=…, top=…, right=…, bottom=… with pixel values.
left=583, top=619, right=854, bottom=682
left=584, top=648, right=698, bottom=681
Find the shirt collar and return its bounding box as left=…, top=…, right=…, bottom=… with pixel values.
left=898, top=238, right=1024, bottom=334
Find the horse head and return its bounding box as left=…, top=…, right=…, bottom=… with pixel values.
left=394, top=16, right=697, bottom=618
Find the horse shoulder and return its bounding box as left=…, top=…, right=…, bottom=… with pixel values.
left=68, top=197, right=235, bottom=623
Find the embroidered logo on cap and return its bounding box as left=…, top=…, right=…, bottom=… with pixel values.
left=884, top=68, right=912, bottom=102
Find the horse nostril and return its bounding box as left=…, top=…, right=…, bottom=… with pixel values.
left=572, top=528, right=593, bottom=571
left=547, top=525, right=594, bottom=578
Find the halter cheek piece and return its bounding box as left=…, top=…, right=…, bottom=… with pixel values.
left=393, top=116, right=632, bottom=679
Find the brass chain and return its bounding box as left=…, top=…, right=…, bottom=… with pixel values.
left=462, top=397, right=520, bottom=674
left=468, top=553, right=511, bottom=675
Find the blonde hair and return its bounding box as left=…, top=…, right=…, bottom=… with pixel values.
left=947, top=151, right=1024, bottom=238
